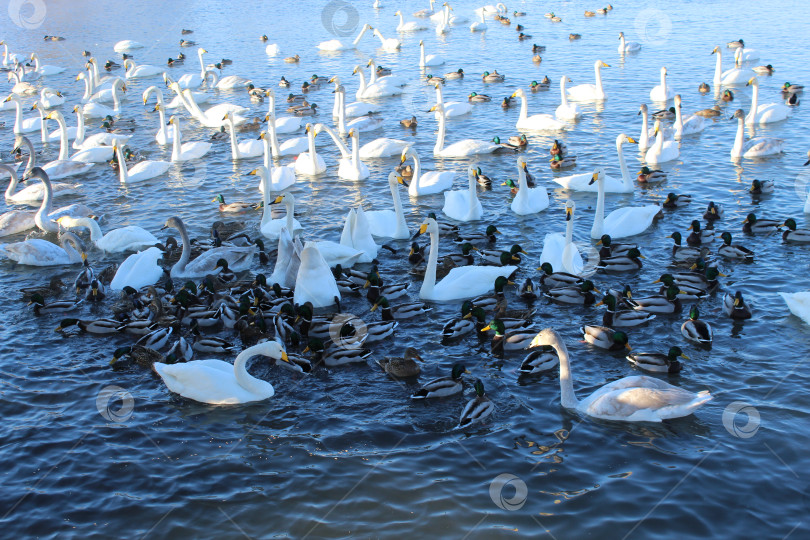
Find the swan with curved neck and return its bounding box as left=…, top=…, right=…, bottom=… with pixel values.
left=339, top=129, right=370, bottom=180
left=154, top=341, right=287, bottom=404
left=364, top=172, right=409, bottom=239
left=590, top=167, right=661, bottom=239
left=442, top=167, right=483, bottom=222
left=553, top=134, right=635, bottom=192
left=511, top=88, right=567, bottom=131
left=673, top=94, right=706, bottom=139
left=56, top=215, right=158, bottom=253
left=113, top=144, right=170, bottom=183
left=162, top=216, right=256, bottom=277
left=400, top=147, right=455, bottom=196
left=532, top=328, right=712, bottom=421
left=419, top=40, right=444, bottom=67
left=431, top=102, right=498, bottom=157
left=745, top=77, right=790, bottom=124
left=223, top=112, right=263, bottom=160
left=729, top=109, right=784, bottom=159
left=23, top=167, right=91, bottom=233
left=567, top=60, right=609, bottom=101
left=4, top=93, right=41, bottom=134
left=264, top=88, right=301, bottom=133
left=555, top=76, right=580, bottom=120
left=415, top=218, right=517, bottom=301
left=261, top=191, right=302, bottom=240
left=314, top=122, right=350, bottom=158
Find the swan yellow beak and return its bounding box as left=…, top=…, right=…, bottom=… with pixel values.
left=626, top=137, right=637, bottom=144
left=510, top=91, right=518, bottom=98
left=601, top=62, right=610, bottom=67
left=272, top=195, right=284, bottom=204
left=348, top=129, right=354, bottom=137
left=565, top=206, right=573, bottom=218
left=418, top=223, right=428, bottom=235
left=280, top=351, right=289, bottom=363
left=588, top=171, right=598, bottom=185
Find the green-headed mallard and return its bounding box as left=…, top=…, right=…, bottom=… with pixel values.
left=753, top=64, right=775, bottom=75
left=630, top=285, right=683, bottom=314
left=458, top=379, right=495, bottom=428
left=596, top=235, right=637, bottom=259
left=722, top=89, right=734, bottom=102
left=782, top=219, right=810, bottom=243
left=56, top=317, right=122, bottom=335
left=743, top=213, right=781, bottom=235
left=470, top=276, right=511, bottom=311
left=492, top=136, right=519, bottom=151
left=596, top=248, right=644, bottom=272
left=703, top=201, right=724, bottom=222
left=445, top=68, right=464, bottom=80
left=783, top=81, right=804, bottom=93
left=411, top=363, right=470, bottom=399
left=681, top=305, right=712, bottom=345
left=442, top=301, right=486, bottom=340
left=597, top=295, right=656, bottom=327
left=377, top=347, right=423, bottom=377
left=468, top=92, right=491, bottom=102
left=544, top=280, right=599, bottom=305
left=455, top=224, right=499, bottom=244
left=718, top=231, right=755, bottom=259
left=370, top=297, right=431, bottom=320
left=627, top=346, right=687, bottom=374
left=686, top=219, right=713, bottom=246
left=724, top=291, right=752, bottom=319
left=518, top=346, right=559, bottom=374
left=668, top=232, right=701, bottom=262
left=28, top=293, right=81, bottom=315
left=638, top=166, right=667, bottom=183
left=480, top=319, right=538, bottom=354
left=550, top=154, right=576, bottom=169
left=653, top=273, right=708, bottom=301
left=662, top=193, right=691, bottom=209
left=750, top=179, right=775, bottom=195
left=537, top=262, right=584, bottom=289
left=480, top=244, right=526, bottom=266
left=212, top=193, right=254, bottom=212
left=581, top=325, right=631, bottom=351
left=652, top=107, right=676, bottom=119
left=501, top=96, right=512, bottom=108
left=474, top=168, right=491, bottom=189
left=111, top=345, right=164, bottom=368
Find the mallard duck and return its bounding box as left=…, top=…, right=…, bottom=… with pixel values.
left=442, top=303, right=487, bottom=340
left=473, top=168, right=492, bottom=189
left=596, top=7, right=607, bottom=14
left=550, top=154, right=576, bottom=169
left=364, top=271, right=410, bottom=302
left=190, top=332, right=235, bottom=354
left=400, top=116, right=417, bottom=128
left=585, top=10, right=596, bottom=16
left=21, top=277, right=65, bottom=302
left=544, top=280, right=599, bottom=305
left=596, top=235, right=637, bottom=259
left=537, top=262, right=583, bottom=288
left=111, top=345, right=164, bottom=367
left=668, top=232, right=701, bottom=262
left=518, top=346, right=559, bottom=374
left=492, top=137, right=520, bottom=151
left=699, top=82, right=710, bottom=93
left=519, top=32, right=533, bottom=40
left=742, top=213, right=781, bottom=235
left=56, top=318, right=122, bottom=335
left=703, top=201, right=724, bottom=222
left=598, top=295, right=656, bottom=327
left=468, top=92, right=491, bottom=102
left=447, top=242, right=477, bottom=266
left=627, top=347, right=687, bottom=374
left=284, top=55, right=300, bottom=64
left=753, top=64, right=775, bottom=75
left=212, top=194, right=255, bottom=213
left=519, top=278, right=537, bottom=300
left=533, top=54, right=543, bottom=64
left=662, top=193, right=691, bottom=209
left=480, top=319, right=538, bottom=353
left=470, top=276, right=512, bottom=311
left=182, top=29, right=194, bottom=34
left=292, top=103, right=318, bottom=116
left=630, top=285, right=683, bottom=314
left=483, top=70, right=505, bottom=82
left=782, top=219, right=810, bottom=243
left=377, top=347, right=423, bottom=377
left=279, top=76, right=291, bottom=88
left=687, top=220, right=714, bottom=246
left=501, top=96, right=513, bottom=108
left=581, top=325, right=631, bottom=351
left=718, top=231, right=755, bottom=259
left=569, top=33, right=581, bottom=40
left=44, top=35, right=65, bottom=41
left=458, top=380, right=495, bottom=428
left=597, top=248, right=644, bottom=272
left=514, top=10, right=527, bottom=16
left=722, top=89, right=734, bottom=102
left=637, top=166, right=667, bottom=183
left=653, top=273, right=709, bottom=301
left=370, top=297, right=431, bottom=320
left=750, top=179, right=775, bottom=195
left=362, top=320, right=399, bottom=344
left=304, top=338, right=371, bottom=367
left=529, top=78, right=549, bottom=92
left=782, top=82, right=804, bottom=94
left=425, top=74, right=445, bottom=84
left=681, top=305, right=712, bottom=345
left=532, top=44, right=546, bottom=53
left=480, top=244, right=526, bottom=265
left=86, top=279, right=106, bottom=303
left=455, top=224, right=499, bottom=244
left=180, top=39, right=196, bottom=47
left=445, top=68, right=464, bottom=80
left=411, top=363, right=470, bottom=399
left=651, top=107, right=676, bottom=119
left=695, top=105, right=721, bottom=117
left=167, top=337, right=193, bottom=362
left=28, top=293, right=81, bottom=315
left=724, top=291, right=752, bottom=319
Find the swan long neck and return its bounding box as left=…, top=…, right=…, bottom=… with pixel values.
left=351, top=131, right=360, bottom=167
left=616, top=138, right=631, bottom=189
left=409, top=151, right=422, bottom=196
left=565, top=206, right=574, bottom=245
left=747, top=81, right=758, bottom=124
left=560, top=77, right=570, bottom=108
left=171, top=120, right=182, bottom=160
left=467, top=168, right=478, bottom=215
left=80, top=73, right=92, bottom=100
left=173, top=221, right=191, bottom=275
left=266, top=117, right=281, bottom=160
left=261, top=169, right=273, bottom=226
left=156, top=105, right=168, bottom=142
left=2, top=165, right=18, bottom=198
left=390, top=176, right=408, bottom=238
left=12, top=96, right=23, bottom=134
left=53, top=112, right=68, bottom=160
left=591, top=174, right=605, bottom=239
left=34, top=171, right=57, bottom=233
left=433, top=107, right=446, bottom=154
left=713, top=49, right=722, bottom=86
left=35, top=103, right=48, bottom=144
left=20, top=136, right=36, bottom=174
left=420, top=42, right=426, bottom=67
left=355, top=68, right=367, bottom=94
left=307, top=127, right=317, bottom=163
left=115, top=144, right=129, bottom=183
left=515, top=161, right=528, bottom=205
left=227, top=116, right=240, bottom=159
left=368, top=59, right=378, bottom=84
left=198, top=49, right=206, bottom=78
left=731, top=116, right=744, bottom=158
left=90, top=60, right=101, bottom=88
left=353, top=25, right=369, bottom=46
left=420, top=226, right=439, bottom=298
left=594, top=63, right=604, bottom=98
left=233, top=344, right=273, bottom=394
left=79, top=217, right=103, bottom=242
left=550, top=333, right=579, bottom=409
left=319, top=124, right=350, bottom=158
left=674, top=99, right=684, bottom=137
left=660, top=69, right=667, bottom=96
left=73, top=108, right=86, bottom=148
left=517, top=91, right=528, bottom=123
left=337, top=89, right=348, bottom=135
left=285, top=196, right=295, bottom=232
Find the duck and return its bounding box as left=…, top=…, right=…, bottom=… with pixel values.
left=686, top=220, right=713, bottom=246
left=597, top=248, right=644, bottom=272
left=110, top=345, right=165, bottom=368
left=782, top=219, right=810, bottom=243
left=629, top=285, right=683, bottom=314
left=441, top=302, right=486, bottom=340
left=722, top=89, right=734, bottom=102
left=663, top=193, right=691, bottom=209
left=753, top=64, right=775, bottom=75
left=27, top=293, right=81, bottom=315
left=637, top=166, right=667, bottom=183
left=376, top=348, right=423, bottom=378
left=458, top=380, right=495, bottom=428
left=749, top=179, right=775, bottom=195
left=468, top=92, right=491, bottom=102
left=598, top=295, right=656, bottom=327
left=742, top=213, right=781, bottom=234
left=411, top=363, right=470, bottom=399
left=370, top=297, right=431, bottom=321
left=581, top=325, right=631, bottom=351
left=480, top=319, right=538, bottom=353
left=537, top=262, right=584, bottom=289
left=400, top=116, right=417, bottom=128
left=681, top=305, right=712, bottom=345
left=482, top=70, right=505, bottom=82
left=695, top=105, right=722, bottom=118
left=667, top=232, right=701, bottom=262
left=627, top=347, right=687, bottom=374
left=550, top=154, right=576, bottom=169
left=530, top=77, right=550, bottom=91
left=162, top=216, right=256, bottom=278
left=718, top=231, right=755, bottom=259
left=55, top=317, right=122, bottom=335
left=724, top=291, right=752, bottom=319
left=704, top=201, right=724, bottom=222
left=544, top=280, right=600, bottom=305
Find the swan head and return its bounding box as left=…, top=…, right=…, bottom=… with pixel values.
left=746, top=77, right=758, bottom=87
left=516, top=155, right=527, bottom=169
left=413, top=218, right=438, bottom=238
left=711, top=46, right=720, bottom=54
left=400, top=147, right=412, bottom=163
left=565, top=200, right=575, bottom=220
left=162, top=216, right=185, bottom=232
left=661, top=66, right=667, bottom=75
left=529, top=328, right=563, bottom=348
left=510, top=88, right=524, bottom=99
left=618, top=32, right=624, bottom=39
left=598, top=60, right=610, bottom=68
left=617, top=133, right=637, bottom=145
left=587, top=168, right=605, bottom=185
left=730, top=109, right=745, bottom=120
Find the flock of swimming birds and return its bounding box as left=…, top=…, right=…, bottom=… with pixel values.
left=2, top=1, right=810, bottom=428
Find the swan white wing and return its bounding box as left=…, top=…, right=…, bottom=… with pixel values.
left=364, top=210, right=397, bottom=237
left=410, top=170, right=455, bottom=196
left=581, top=378, right=712, bottom=421
left=176, top=142, right=212, bottom=161
left=70, top=146, right=114, bottom=163
left=539, top=233, right=566, bottom=271
left=553, top=172, right=627, bottom=192
left=359, top=138, right=410, bottom=159
left=561, top=242, right=583, bottom=275
left=274, top=116, right=302, bottom=133
left=110, top=247, right=164, bottom=290
left=2, top=238, right=72, bottom=266
left=8, top=182, right=78, bottom=203
left=277, top=137, right=308, bottom=155
left=779, top=292, right=810, bottom=326
left=567, top=84, right=598, bottom=101
left=237, top=140, right=265, bottom=158
left=154, top=360, right=272, bottom=404
left=518, top=114, right=567, bottom=131
left=261, top=217, right=303, bottom=240
left=294, top=242, right=340, bottom=308
left=438, top=139, right=498, bottom=158
left=743, top=137, right=783, bottom=157
left=511, top=186, right=549, bottom=215
left=42, top=160, right=94, bottom=179
left=345, top=101, right=382, bottom=116
left=127, top=161, right=171, bottom=182
left=312, top=240, right=364, bottom=267
left=603, top=205, right=660, bottom=238
left=0, top=210, right=35, bottom=237
left=96, top=226, right=158, bottom=253
left=428, top=265, right=518, bottom=301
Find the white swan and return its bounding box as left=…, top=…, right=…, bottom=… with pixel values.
left=23, top=118, right=95, bottom=180
left=174, top=48, right=207, bottom=89
left=162, top=78, right=211, bottom=109
left=146, top=97, right=173, bottom=145
left=645, top=119, right=680, bottom=164
left=373, top=28, right=401, bottom=51
left=294, top=124, right=326, bottom=175
left=396, top=10, right=428, bottom=31
left=713, top=46, right=756, bottom=86
left=223, top=112, right=263, bottom=160
left=293, top=243, right=341, bottom=308
left=110, top=247, right=164, bottom=290
left=38, top=87, right=65, bottom=108
left=416, top=218, right=517, bottom=301
left=317, top=23, right=374, bottom=51
left=330, top=77, right=382, bottom=118
left=154, top=341, right=287, bottom=405
left=4, top=94, right=41, bottom=133
left=1, top=231, right=85, bottom=266
left=353, top=64, right=404, bottom=99
left=359, top=133, right=410, bottom=159
left=555, top=76, right=581, bottom=121
left=432, top=102, right=498, bottom=157
left=673, top=94, right=706, bottom=138
left=7, top=69, right=36, bottom=95
left=443, top=167, right=483, bottom=222
left=16, top=167, right=92, bottom=233
left=618, top=32, right=641, bottom=53
left=339, top=207, right=378, bottom=263
left=261, top=192, right=302, bottom=241
left=729, top=109, right=783, bottom=159
left=590, top=168, right=660, bottom=239
left=123, top=59, right=165, bottom=79
left=270, top=227, right=302, bottom=288
left=333, top=85, right=383, bottom=135
left=470, top=10, right=488, bottom=31
left=533, top=329, right=712, bottom=421
left=203, top=69, right=252, bottom=90
left=567, top=60, right=609, bottom=101
left=339, top=129, right=371, bottom=180
left=169, top=116, right=213, bottom=161
left=72, top=105, right=130, bottom=149
left=746, top=77, right=790, bottom=124
left=82, top=78, right=125, bottom=118
left=779, top=292, right=810, bottom=326
left=56, top=216, right=158, bottom=253
left=511, top=156, right=549, bottom=214
left=163, top=216, right=256, bottom=278
left=637, top=104, right=652, bottom=151
left=401, top=147, right=455, bottom=196
left=539, top=200, right=583, bottom=275
left=114, top=40, right=144, bottom=53
left=113, top=144, right=171, bottom=183
left=512, top=88, right=567, bottom=131
left=433, top=82, right=472, bottom=119
left=365, top=172, right=410, bottom=239
left=249, top=164, right=295, bottom=196
left=262, top=114, right=308, bottom=159
left=170, top=84, right=247, bottom=128
left=264, top=89, right=302, bottom=134
left=1, top=160, right=77, bottom=206
left=649, top=66, right=675, bottom=102
left=419, top=40, right=445, bottom=67
left=553, top=134, right=637, bottom=193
